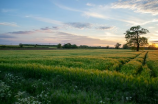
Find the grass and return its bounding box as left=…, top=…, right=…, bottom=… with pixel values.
left=0, top=49, right=157, bottom=104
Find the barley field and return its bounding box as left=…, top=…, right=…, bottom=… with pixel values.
left=0, top=49, right=157, bottom=104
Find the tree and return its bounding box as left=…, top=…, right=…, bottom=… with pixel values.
left=62, top=43, right=71, bottom=48
left=19, top=43, right=23, bottom=48
left=34, top=44, right=37, bottom=47
left=79, top=45, right=88, bottom=48
left=57, top=43, right=62, bottom=48
left=71, top=44, right=78, bottom=48
left=125, top=25, right=149, bottom=51
left=122, top=44, right=128, bottom=49
left=106, top=45, right=109, bottom=49
left=115, top=43, right=121, bottom=49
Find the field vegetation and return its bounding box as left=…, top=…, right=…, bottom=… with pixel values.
left=0, top=49, right=157, bottom=104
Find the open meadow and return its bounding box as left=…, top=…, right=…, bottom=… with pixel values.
left=0, top=49, right=158, bottom=104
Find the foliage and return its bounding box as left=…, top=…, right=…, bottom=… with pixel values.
left=123, top=44, right=129, bottom=49
left=79, top=45, right=89, bottom=48
left=106, top=45, right=109, bottom=49
left=34, top=44, right=37, bottom=47
left=57, top=43, right=62, bottom=48
left=125, top=25, right=149, bottom=51
left=19, top=43, right=23, bottom=48
left=62, top=43, right=78, bottom=49
left=115, top=43, right=121, bottom=49
left=71, top=44, right=78, bottom=48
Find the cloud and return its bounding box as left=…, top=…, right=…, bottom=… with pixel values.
left=0, top=34, right=15, bottom=38
left=112, top=0, right=158, bottom=15
left=115, top=18, right=158, bottom=26
left=51, top=32, right=115, bottom=46
left=40, top=27, right=52, bottom=30
left=26, top=15, right=114, bottom=30
left=64, top=22, right=92, bottom=29
left=0, top=22, right=18, bottom=27
left=52, top=26, right=59, bottom=30
left=54, top=2, right=108, bottom=20
left=1, top=9, right=16, bottom=13
left=151, top=41, right=158, bottom=43
left=40, top=26, right=59, bottom=30
left=54, top=3, right=82, bottom=12
left=83, top=12, right=107, bottom=19
left=1, top=26, right=59, bottom=36
left=86, top=3, right=95, bottom=6
left=9, top=31, right=34, bottom=34
left=96, top=26, right=115, bottom=30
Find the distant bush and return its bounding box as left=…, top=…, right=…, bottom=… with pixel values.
left=57, top=43, right=62, bottom=48
left=19, top=43, right=23, bottom=48
left=62, top=43, right=78, bottom=49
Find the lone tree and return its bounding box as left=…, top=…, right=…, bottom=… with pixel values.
left=19, top=43, right=23, bottom=48
left=57, top=43, right=62, bottom=48
left=125, top=25, right=149, bottom=51
left=115, top=43, right=121, bottom=49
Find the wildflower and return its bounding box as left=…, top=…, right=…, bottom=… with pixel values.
left=99, top=100, right=105, bottom=104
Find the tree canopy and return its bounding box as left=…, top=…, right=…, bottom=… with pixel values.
left=115, top=43, right=121, bottom=49
left=125, top=25, right=149, bottom=51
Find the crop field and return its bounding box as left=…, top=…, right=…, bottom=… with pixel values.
left=0, top=49, right=157, bottom=104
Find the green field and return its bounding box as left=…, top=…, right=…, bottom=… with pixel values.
left=0, top=49, right=157, bottom=104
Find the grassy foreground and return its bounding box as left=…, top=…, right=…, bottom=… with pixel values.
left=0, top=49, right=157, bottom=104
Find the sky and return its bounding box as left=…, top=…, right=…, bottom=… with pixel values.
left=0, top=0, right=158, bottom=47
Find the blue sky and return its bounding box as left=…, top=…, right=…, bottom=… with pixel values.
left=0, top=0, right=158, bottom=46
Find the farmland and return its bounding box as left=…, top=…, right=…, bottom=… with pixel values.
left=0, top=49, right=158, bottom=104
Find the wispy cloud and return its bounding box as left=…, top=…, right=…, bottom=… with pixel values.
left=9, top=31, right=34, bottom=34
left=110, top=17, right=158, bottom=26
left=54, top=2, right=109, bottom=20
left=26, top=15, right=114, bottom=30
left=151, top=41, right=158, bottom=43
left=86, top=3, right=95, bottom=6
left=96, top=26, right=115, bottom=30
left=64, top=22, right=115, bottom=30
left=112, top=0, right=158, bottom=15
left=52, top=26, right=59, bottom=30
left=54, top=3, right=82, bottom=12
left=1, top=9, right=16, bottom=13
left=0, top=22, right=18, bottom=27
left=0, top=34, right=16, bottom=38
left=83, top=12, right=107, bottom=19
left=40, top=27, right=52, bottom=30
left=1, top=27, right=54, bottom=36
left=51, top=32, right=115, bottom=46
left=64, top=22, right=92, bottom=29
left=83, top=2, right=158, bottom=25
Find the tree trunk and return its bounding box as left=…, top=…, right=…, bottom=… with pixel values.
left=136, top=31, right=139, bottom=51
left=137, top=43, right=139, bottom=51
